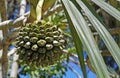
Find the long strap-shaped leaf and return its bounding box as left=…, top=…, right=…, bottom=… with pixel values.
left=36, top=0, right=44, bottom=21
left=61, top=1, right=86, bottom=78
left=91, top=0, right=120, bottom=21
left=76, top=0, right=120, bottom=69
left=29, top=0, right=39, bottom=19
left=61, top=0, right=110, bottom=78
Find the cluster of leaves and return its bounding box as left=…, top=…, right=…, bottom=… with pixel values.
left=19, top=61, right=67, bottom=78
left=61, top=0, right=120, bottom=78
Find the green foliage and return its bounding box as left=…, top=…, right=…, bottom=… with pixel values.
left=68, top=47, right=76, bottom=54
left=61, top=0, right=120, bottom=78
left=45, top=11, right=68, bottom=31
left=61, top=1, right=87, bottom=78
left=19, top=61, right=67, bottom=78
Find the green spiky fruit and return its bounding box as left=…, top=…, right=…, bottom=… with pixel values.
left=15, top=20, right=66, bottom=67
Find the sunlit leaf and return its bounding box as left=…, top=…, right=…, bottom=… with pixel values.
left=61, top=0, right=111, bottom=78
left=36, top=0, right=44, bottom=21
left=92, top=0, right=120, bottom=21
left=42, top=0, right=56, bottom=13
left=76, top=0, right=120, bottom=69
left=61, top=0, right=86, bottom=78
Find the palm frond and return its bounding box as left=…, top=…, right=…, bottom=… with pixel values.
left=76, top=0, right=120, bottom=68
left=91, top=0, right=120, bottom=20
left=61, top=0, right=111, bottom=77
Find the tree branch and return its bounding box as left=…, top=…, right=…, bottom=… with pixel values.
left=10, top=0, right=27, bottom=78
left=5, top=27, right=21, bottom=46
left=9, top=48, right=19, bottom=78
left=0, top=12, right=30, bottom=30
left=0, top=0, right=7, bottom=21
left=0, top=0, right=9, bottom=78
left=43, top=4, right=63, bottom=19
